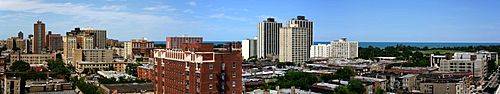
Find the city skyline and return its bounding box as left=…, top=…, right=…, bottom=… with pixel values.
left=1, top=0, right=500, bottom=42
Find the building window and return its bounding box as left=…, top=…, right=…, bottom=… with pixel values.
left=232, top=62, right=236, bottom=68
left=209, top=83, right=213, bottom=89
left=209, top=64, right=213, bottom=70
left=232, top=72, right=236, bottom=78
left=209, top=73, right=213, bottom=79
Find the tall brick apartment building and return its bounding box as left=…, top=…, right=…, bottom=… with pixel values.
left=153, top=43, right=242, bottom=94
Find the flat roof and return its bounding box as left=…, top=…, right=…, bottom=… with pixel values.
left=103, top=83, right=154, bottom=93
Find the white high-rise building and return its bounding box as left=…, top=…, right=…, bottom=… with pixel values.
left=279, top=16, right=313, bottom=63
left=242, top=38, right=258, bottom=60
left=310, top=44, right=331, bottom=58
left=331, top=38, right=358, bottom=59
left=257, top=18, right=282, bottom=59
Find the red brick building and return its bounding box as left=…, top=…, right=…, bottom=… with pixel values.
left=165, top=36, right=203, bottom=49
left=125, top=39, right=155, bottom=58
left=153, top=43, right=242, bottom=94
left=47, top=34, right=63, bottom=51
left=137, top=64, right=154, bottom=81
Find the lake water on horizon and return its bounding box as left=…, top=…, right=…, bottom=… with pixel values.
left=152, top=41, right=500, bottom=48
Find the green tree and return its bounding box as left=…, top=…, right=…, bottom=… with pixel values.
left=276, top=71, right=318, bottom=90
left=376, top=88, right=385, bottom=94
left=334, top=68, right=356, bottom=80
left=348, top=80, right=365, bottom=94
left=332, top=85, right=355, bottom=94
left=10, top=61, right=30, bottom=72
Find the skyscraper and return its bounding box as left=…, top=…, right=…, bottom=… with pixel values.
left=63, top=28, right=94, bottom=64
left=33, top=20, right=46, bottom=54
left=330, top=38, right=358, bottom=59
left=279, top=16, right=313, bottom=63
left=81, top=28, right=107, bottom=49
left=257, top=18, right=282, bottom=59
left=47, top=34, right=63, bottom=51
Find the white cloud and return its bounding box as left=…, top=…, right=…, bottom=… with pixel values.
left=187, top=1, right=197, bottom=6
left=143, top=5, right=176, bottom=12
left=214, top=7, right=249, bottom=12
left=99, top=5, right=127, bottom=11
left=0, top=0, right=183, bottom=40
left=183, top=9, right=194, bottom=13
left=209, top=13, right=248, bottom=21
left=0, top=0, right=173, bottom=25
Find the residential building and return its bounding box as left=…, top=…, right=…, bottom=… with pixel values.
left=63, top=28, right=94, bottom=64
left=47, top=33, right=63, bottom=51
left=279, top=16, right=313, bottom=63
left=330, top=38, right=358, bottom=59
left=3, top=77, right=21, bottom=94
left=418, top=74, right=471, bottom=94
left=6, top=37, right=25, bottom=51
left=153, top=43, right=242, bottom=94
left=81, top=28, right=107, bottom=49
left=33, top=20, right=46, bottom=54
left=10, top=54, right=55, bottom=65
left=123, top=38, right=155, bottom=59
left=25, top=79, right=73, bottom=93
left=257, top=18, right=282, bottom=59
left=137, top=64, right=154, bottom=81
left=106, top=39, right=121, bottom=47
left=431, top=51, right=497, bottom=78
left=26, top=34, right=33, bottom=53
left=242, top=38, right=257, bottom=60
left=78, top=62, right=129, bottom=72
left=72, top=49, right=113, bottom=68
left=111, top=47, right=126, bottom=58
left=99, top=83, right=154, bottom=94
left=310, top=44, right=331, bottom=58
left=165, top=36, right=203, bottom=49
left=97, top=71, right=136, bottom=79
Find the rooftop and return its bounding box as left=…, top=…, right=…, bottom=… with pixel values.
left=102, top=83, right=154, bottom=93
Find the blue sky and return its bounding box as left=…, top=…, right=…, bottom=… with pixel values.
left=0, top=0, right=499, bottom=42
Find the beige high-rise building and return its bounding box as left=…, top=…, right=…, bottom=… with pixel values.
left=279, top=16, right=313, bottom=63
left=257, top=18, right=282, bottom=59
left=81, top=28, right=107, bottom=49
left=6, top=37, right=25, bottom=52
left=330, top=38, right=358, bottom=59
left=72, top=49, right=113, bottom=67
left=63, top=28, right=94, bottom=64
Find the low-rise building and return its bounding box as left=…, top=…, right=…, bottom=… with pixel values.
left=3, top=77, right=21, bottom=94
left=431, top=51, right=496, bottom=78
left=137, top=64, right=154, bottom=81
left=25, top=79, right=73, bottom=93
left=418, top=74, right=472, bottom=94
left=97, top=71, right=135, bottom=79
left=99, top=83, right=154, bottom=94
left=79, top=62, right=130, bottom=72
left=10, top=54, right=55, bottom=65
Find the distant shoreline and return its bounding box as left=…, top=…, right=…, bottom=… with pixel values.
left=151, top=41, right=500, bottom=48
